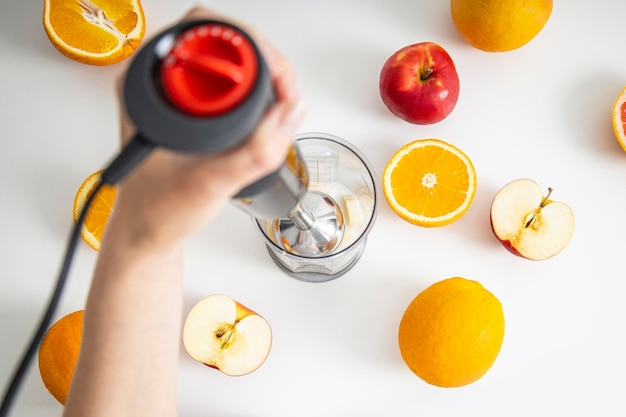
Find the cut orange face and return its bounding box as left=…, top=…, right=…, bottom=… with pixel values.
left=73, top=170, right=117, bottom=251
left=43, top=0, right=146, bottom=66
left=382, top=139, right=477, bottom=227
left=612, top=86, right=626, bottom=152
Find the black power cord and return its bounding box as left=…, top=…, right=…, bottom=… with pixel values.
left=0, top=134, right=155, bottom=416
left=0, top=180, right=104, bottom=417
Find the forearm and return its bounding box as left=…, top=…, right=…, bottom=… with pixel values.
left=63, top=213, right=184, bottom=417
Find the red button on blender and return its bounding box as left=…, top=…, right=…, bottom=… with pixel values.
left=160, top=23, right=259, bottom=116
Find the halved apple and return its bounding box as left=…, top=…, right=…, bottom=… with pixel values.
left=182, top=294, right=272, bottom=376
left=490, top=178, right=574, bottom=260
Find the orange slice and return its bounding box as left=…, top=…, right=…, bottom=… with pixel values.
left=382, top=139, right=477, bottom=227
left=612, top=86, right=626, bottom=152
left=43, top=0, right=146, bottom=66
left=73, top=170, right=117, bottom=251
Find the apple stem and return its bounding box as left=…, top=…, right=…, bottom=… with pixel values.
left=540, top=187, right=554, bottom=208
left=420, top=67, right=433, bottom=81
left=524, top=187, right=554, bottom=229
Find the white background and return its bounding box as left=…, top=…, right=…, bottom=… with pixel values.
left=1, top=0, right=625, bottom=416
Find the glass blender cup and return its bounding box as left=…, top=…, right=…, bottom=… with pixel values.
left=255, top=132, right=377, bottom=282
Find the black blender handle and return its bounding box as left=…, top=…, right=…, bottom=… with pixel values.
left=101, top=133, right=156, bottom=185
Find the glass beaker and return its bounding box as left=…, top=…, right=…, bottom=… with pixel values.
left=255, top=132, right=377, bottom=282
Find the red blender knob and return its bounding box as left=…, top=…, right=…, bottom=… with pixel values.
left=160, top=23, right=259, bottom=116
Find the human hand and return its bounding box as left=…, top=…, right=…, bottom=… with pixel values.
left=109, top=6, right=305, bottom=254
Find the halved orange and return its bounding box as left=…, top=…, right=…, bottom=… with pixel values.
left=612, top=86, right=626, bottom=152
left=43, top=0, right=146, bottom=66
left=73, top=170, right=117, bottom=251
left=382, top=139, right=477, bottom=227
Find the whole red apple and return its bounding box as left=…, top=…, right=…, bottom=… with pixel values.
left=379, top=42, right=460, bottom=125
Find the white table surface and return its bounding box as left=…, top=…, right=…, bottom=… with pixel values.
left=1, top=0, right=625, bottom=416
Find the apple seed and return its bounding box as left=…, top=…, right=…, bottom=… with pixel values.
left=216, top=325, right=235, bottom=349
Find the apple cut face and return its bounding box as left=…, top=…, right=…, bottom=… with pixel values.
left=183, top=294, right=272, bottom=376
left=490, top=179, right=575, bottom=261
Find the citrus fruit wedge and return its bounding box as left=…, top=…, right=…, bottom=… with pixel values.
left=382, top=138, right=476, bottom=227
left=43, top=0, right=146, bottom=65
left=73, top=170, right=117, bottom=251
left=612, top=86, right=626, bottom=152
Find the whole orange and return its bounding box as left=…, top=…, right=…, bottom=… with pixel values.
left=398, top=277, right=505, bottom=387
left=450, top=0, right=553, bottom=52
left=38, top=310, right=84, bottom=404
